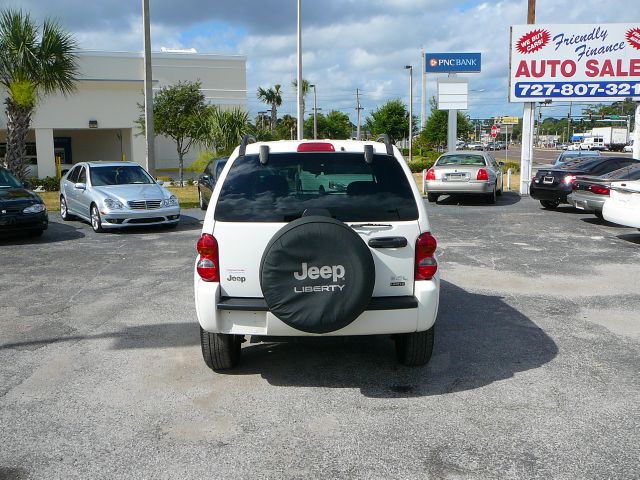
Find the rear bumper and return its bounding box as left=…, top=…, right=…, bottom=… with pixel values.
left=567, top=192, right=606, bottom=212
left=195, top=274, right=440, bottom=336
left=530, top=184, right=571, bottom=202
left=426, top=180, right=493, bottom=194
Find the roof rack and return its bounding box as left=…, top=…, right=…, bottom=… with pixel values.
left=239, top=135, right=257, bottom=157
left=376, top=134, right=394, bottom=155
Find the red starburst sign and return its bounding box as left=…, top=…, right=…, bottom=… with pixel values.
left=626, top=28, right=640, bottom=50
left=516, top=29, right=550, bottom=54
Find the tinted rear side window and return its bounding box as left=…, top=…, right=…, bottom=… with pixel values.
left=215, top=152, right=418, bottom=222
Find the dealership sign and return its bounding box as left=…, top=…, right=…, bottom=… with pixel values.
left=509, top=23, right=640, bottom=102
left=425, top=53, right=482, bottom=73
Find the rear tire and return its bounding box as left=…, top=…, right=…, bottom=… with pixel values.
left=540, top=200, right=559, bottom=210
left=594, top=210, right=604, bottom=221
left=427, top=193, right=439, bottom=203
left=200, top=327, right=242, bottom=371
left=396, top=327, right=435, bottom=366
left=60, top=196, right=74, bottom=221
left=486, top=185, right=497, bottom=204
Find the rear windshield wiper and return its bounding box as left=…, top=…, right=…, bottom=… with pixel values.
left=350, top=223, right=393, bottom=228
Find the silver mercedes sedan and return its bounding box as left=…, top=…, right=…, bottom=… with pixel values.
left=59, top=162, right=180, bottom=232
left=425, top=150, right=504, bottom=204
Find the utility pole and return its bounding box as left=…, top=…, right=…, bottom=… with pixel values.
left=142, top=0, right=155, bottom=175
left=356, top=88, right=363, bottom=140
left=421, top=50, right=426, bottom=131
left=404, top=65, right=413, bottom=161
left=310, top=84, right=317, bottom=139
left=519, top=0, right=536, bottom=195
left=296, top=0, right=303, bottom=140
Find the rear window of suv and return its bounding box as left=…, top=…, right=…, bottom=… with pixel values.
left=214, top=152, right=418, bottom=222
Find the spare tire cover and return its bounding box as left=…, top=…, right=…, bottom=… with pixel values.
left=260, top=216, right=375, bottom=334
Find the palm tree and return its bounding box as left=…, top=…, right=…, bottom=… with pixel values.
left=0, top=9, right=78, bottom=180
left=256, top=84, right=283, bottom=131
left=291, top=78, right=310, bottom=127
left=201, top=106, right=251, bottom=155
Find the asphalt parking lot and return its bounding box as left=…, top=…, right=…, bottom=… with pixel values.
left=1, top=196, right=639, bottom=479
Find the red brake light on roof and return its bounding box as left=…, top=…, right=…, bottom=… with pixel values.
left=426, top=168, right=436, bottom=181
left=476, top=168, right=489, bottom=181
left=196, top=233, right=219, bottom=282
left=415, top=232, right=438, bottom=281
left=297, top=142, right=335, bottom=152
left=590, top=185, right=610, bottom=195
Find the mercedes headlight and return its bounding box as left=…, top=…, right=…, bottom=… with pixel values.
left=163, top=195, right=179, bottom=207
left=104, top=198, right=124, bottom=210
left=23, top=203, right=46, bottom=214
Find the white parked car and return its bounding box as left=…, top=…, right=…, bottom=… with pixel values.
left=194, top=137, right=440, bottom=370
left=623, top=142, right=634, bottom=153
left=602, top=180, right=640, bottom=229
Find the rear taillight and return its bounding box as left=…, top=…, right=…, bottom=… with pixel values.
left=297, top=142, right=335, bottom=152
left=477, top=168, right=489, bottom=181
left=426, top=168, right=436, bottom=181
left=196, top=233, right=219, bottom=282
left=415, top=232, right=438, bottom=280
left=563, top=174, right=577, bottom=185
left=590, top=184, right=610, bottom=195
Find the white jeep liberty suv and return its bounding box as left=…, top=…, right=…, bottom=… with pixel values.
left=194, top=136, right=440, bottom=370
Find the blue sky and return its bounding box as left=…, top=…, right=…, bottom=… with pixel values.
left=13, top=0, right=640, bottom=124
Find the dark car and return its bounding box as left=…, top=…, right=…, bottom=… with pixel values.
left=197, top=157, right=228, bottom=210
left=567, top=162, right=640, bottom=220
left=554, top=150, right=601, bottom=166
left=0, top=167, right=48, bottom=236
left=530, top=156, right=640, bottom=210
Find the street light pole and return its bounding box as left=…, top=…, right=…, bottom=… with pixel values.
left=310, top=84, right=317, bottom=140
left=142, top=0, right=155, bottom=175
left=296, top=0, right=303, bottom=140
left=405, top=65, right=413, bottom=162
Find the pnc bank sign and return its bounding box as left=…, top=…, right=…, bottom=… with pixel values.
left=424, top=52, right=482, bottom=73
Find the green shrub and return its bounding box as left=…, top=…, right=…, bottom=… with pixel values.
left=407, top=150, right=441, bottom=173
left=501, top=161, right=520, bottom=173
left=186, top=178, right=195, bottom=186
left=187, top=150, right=215, bottom=173
left=31, top=176, right=59, bottom=192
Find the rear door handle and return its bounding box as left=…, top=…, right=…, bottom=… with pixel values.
left=368, top=236, right=408, bottom=248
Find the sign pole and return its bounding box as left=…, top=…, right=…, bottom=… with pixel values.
left=447, top=73, right=457, bottom=152
left=634, top=103, right=640, bottom=160
left=519, top=0, right=536, bottom=195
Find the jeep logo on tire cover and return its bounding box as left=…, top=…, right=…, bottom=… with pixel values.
left=293, top=262, right=345, bottom=293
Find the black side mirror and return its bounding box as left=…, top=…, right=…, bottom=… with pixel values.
left=22, top=181, right=31, bottom=189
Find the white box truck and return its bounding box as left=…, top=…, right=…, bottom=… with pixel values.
left=581, top=127, right=628, bottom=151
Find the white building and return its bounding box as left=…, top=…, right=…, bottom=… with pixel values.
left=0, top=50, right=246, bottom=178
